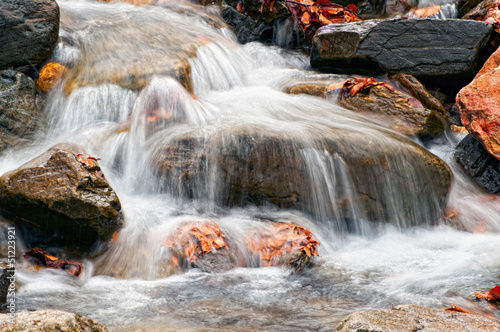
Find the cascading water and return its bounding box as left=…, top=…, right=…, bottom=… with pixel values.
left=2, top=0, right=500, bottom=330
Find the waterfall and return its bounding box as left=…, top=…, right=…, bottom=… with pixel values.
left=1, top=0, right=500, bottom=330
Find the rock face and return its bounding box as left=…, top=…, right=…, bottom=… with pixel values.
left=153, top=126, right=452, bottom=227
left=0, top=70, right=40, bottom=153
left=0, top=310, right=109, bottom=332
left=0, top=144, right=123, bottom=253
left=456, top=135, right=500, bottom=194
left=457, top=47, right=500, bottom=161
left=311, top=19, right=492, bottom=89
left=336, top=84, right=444, bottom=138
left=389, top=73, right=447, bottom=119
left=334, top=304, right=500, bottom=332
left=0, top=0, right=59, bottom=72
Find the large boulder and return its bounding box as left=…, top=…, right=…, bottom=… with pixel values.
left=456, top=135, right=500, bottom=194
left=0, top=0, right=59, bottom=72
left=153, top=126, right=452, bottom=227
left=457, top=47, right=500, bottom=161
left=0, top=144, right=123, bottom=254
left=334, top=304, right=500, bottom=331
left=0, top=70, right=40, bottom=153
left=310, top=19, right=492, bottom=89
left=0, top=310, right=109, bottom=332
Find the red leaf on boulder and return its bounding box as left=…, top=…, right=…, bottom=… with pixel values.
left=341, top=77, right=393, bottom=98
left=76, top=154, right=101, bottom=169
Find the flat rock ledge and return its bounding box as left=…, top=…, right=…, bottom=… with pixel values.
left=311, top=18, right=492, bottom=89
left=0, top=310, right=109, bottom=332
left=334, top=304, right=500, bottom=332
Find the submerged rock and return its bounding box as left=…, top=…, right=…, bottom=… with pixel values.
left=0, top=144, right=123, bottom=254
left=0, top=70, right=40, bottom=153
left=0, top=0, right=59, bottom=73
left=457, top=46, right=500, bottom=161
left=334, top=304, right=500, bottom=331
left=310, top=19, right=492, bottom=89
left=153, top=126, right=452, bottom=227
left=456, top=135, right=500, bottom=194
left=0, top=310, right=109, bottom=332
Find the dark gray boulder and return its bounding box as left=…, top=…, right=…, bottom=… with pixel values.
left=0, top=144, right=124, bottom=254
left=311, top=19, right=492, bottom=89
left=456, top=134, right=500, bottom=194
left=0, top=70, right=40, bottom=153
left=0, top=0, right=59, bottom=72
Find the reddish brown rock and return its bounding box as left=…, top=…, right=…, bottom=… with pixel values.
left=457, top=47, right=500, bottom=161
left=36, top=62, right=67, bottom=92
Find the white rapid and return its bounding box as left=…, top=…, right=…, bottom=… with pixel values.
left=1, top=0, right=500, bottom=331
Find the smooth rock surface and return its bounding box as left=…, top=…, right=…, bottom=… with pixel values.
left=311, top=19, right=492, bottom=88
left=0, top=310, right=109, bottom=332
left=0, top=0, right=59, bottom=72
left=456, top=134, right=500, bottom=194
left=0, top=144, right=123, bottom=253
left=334, top=304, right=500, bottom=331
left=457, top=46, right=500, bottom=161
left=0, top=70, right=40, bottom=153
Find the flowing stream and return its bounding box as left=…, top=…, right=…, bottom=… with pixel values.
left=2, top=0, right=500, bottom=330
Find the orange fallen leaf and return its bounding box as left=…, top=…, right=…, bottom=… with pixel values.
left=236, top=2, right=243, bottom=13
left=410, top=5, right=441, bottom=18
left=342, top=77, right=394, bottom=98
left=486, top=286, right=500, bottom=301
left=445, top=304, right=471, bottom=314
left=75, top=154, right=101, bottom=169
left=475, top=291, right=486, bottom=299
left=24, top=248, right=82, bottom=277
left=164, top=221, right=228, bottom=264
left=245, top=222, right=320, bottom=267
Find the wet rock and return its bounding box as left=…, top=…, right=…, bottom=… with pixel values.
left=0, top=70, right=40, bottom=153
left=153, top=126, right=452, bottom=227
left=334, top=304, right=500, bottom=331
left=0, top=0, right=59, bottom=73
left=389, top=73, right=447, bottom=119
left=456, top=47, right=500, bottom=161
left=0, top=310, right=110, bottom=332
left=461, top=0, right=496, bottom=19
left=36, top=62, right=68, bottom=93
left=310, top=19, right=492, bottom=89
left=336, top=83, right=445, bottom=138
left=456, top=135, right=500, bottom=194
left=221, top=2, right=307, bottom=48
left=0, top=144, right=123, bottom=254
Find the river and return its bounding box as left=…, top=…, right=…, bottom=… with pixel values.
left=1, top=0, right=500, bottom=330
